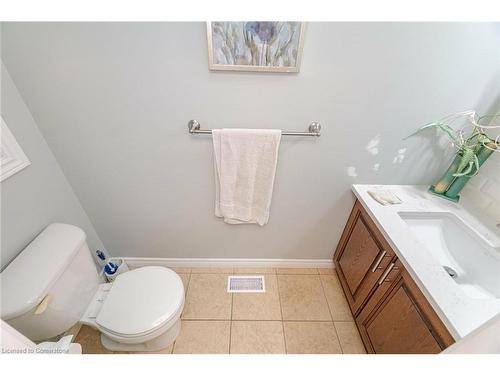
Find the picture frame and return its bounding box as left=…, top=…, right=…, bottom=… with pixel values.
left=207, top=22, right=306, bottom=73
left=1, top=116, right=31, bottom=182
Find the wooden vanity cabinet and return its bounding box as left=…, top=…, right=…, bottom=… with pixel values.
left=334, top=200, right=455, bottom=354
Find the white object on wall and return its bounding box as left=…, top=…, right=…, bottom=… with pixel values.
left=0, top=116, right=31, bottom=181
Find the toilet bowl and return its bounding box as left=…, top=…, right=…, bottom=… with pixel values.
left=0, top=223, right=185, bottom=352
left=82, top=266, right=184, bottom=351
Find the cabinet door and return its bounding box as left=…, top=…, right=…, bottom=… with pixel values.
left=356, top=264, right=455, bottom=354
left=334, top=201, right=394, bottom=314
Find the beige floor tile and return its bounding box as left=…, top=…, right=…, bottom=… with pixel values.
left=318, top=268, right=335, bottom=275
left=65, top=323, right=83, bottom=338
left=278, top=275, right=331, bottom=321
left=233, top=267, right=276, bottom=274
left=232, top=275, right=282, bottom=320
left=182, top=274, right=232, bottom=320
left=284, top=322, right=342, bottom=354
left=320, top=274, right=354, bottom=321
left=169, top=267, right=191, bottom=274
left=173, top=321, right=230, bottom=354
left=335, top=322, right=366, bottom=354
left=230, top=321, right=285, bottom=354
left=276, top=268, right=318, bottom=275
left=191, top=267, right=234, bottom=274
left=75, top=326, right=113, bottom=354
left=178, top=273, right=190, bottom=293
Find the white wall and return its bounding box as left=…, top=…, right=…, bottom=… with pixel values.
left=0, top=63, right=104, bottom=269
left=1, top=22, right=499, bottom=260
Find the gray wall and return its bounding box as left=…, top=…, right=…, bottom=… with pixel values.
left=1, top=22, right=499, bottom=260
left=0, top=63, right=105, bottom=269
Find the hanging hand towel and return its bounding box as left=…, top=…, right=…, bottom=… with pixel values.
left=212, top=128, right=282, bottom=225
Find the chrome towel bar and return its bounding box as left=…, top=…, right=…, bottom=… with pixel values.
left=187, top=120, right=321, bottom=137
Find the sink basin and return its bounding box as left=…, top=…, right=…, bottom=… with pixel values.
left=398, top=212, right=500, bottom=300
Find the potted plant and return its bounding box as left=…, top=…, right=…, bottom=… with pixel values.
left=406, top=110, right=499, bottom=202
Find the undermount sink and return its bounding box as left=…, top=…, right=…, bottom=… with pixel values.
left=398, top=212, right=500, bottom=300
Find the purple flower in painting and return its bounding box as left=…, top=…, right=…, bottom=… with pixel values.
left=244, top=22, right=277, bottom=43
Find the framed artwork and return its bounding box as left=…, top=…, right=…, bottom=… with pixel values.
left=1, top=116, right=31, bottom=182
left=207, top=22, right=306, bottom=73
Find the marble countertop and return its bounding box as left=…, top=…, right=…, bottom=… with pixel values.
left=352, top=184, right=500, bottom=339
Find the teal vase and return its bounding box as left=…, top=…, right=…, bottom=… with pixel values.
left=444, top=143, right=496, bottom=200
left=429, top=141, right=496, bottom=202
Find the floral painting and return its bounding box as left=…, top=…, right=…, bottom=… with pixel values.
left=207, top=22, right=305, bottom=72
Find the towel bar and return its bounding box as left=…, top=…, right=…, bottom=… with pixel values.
left=187, top=120, right=321, bottom=137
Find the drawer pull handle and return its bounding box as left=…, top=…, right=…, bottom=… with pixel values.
left=371, top=251, right=387, bottom=273
left=378, top=262, right=395, bottom=285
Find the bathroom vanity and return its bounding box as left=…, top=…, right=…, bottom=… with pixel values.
left=334, top=185, right=500, bottom=354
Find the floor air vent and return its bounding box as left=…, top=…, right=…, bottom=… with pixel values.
left=227, top=276, right=265, bottom=293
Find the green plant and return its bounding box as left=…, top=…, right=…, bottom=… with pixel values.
left=406, top=110, right=499, bottom=177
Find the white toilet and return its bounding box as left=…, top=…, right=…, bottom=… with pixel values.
left=0, top=223, right=185, bottom=352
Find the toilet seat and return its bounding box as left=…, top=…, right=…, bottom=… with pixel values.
left=94, top=266, right=184, bottom=343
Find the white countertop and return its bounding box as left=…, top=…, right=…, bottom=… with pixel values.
left=352, top=184, right=500, bottom=339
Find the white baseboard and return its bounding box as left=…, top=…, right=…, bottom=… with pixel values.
left=110, top=257, right=334, bottom=269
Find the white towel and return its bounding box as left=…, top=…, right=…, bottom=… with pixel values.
left=212, top=128, right=282, bottom=225
left=367, top=189, right=402, bottom=206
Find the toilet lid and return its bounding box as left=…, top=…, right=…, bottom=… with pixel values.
left=96, top=266, right=184, bottom=336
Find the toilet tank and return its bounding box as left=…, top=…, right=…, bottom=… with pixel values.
left=0, top=223, right=102, bottom=341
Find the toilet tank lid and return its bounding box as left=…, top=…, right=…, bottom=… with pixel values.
left=0, top=223, right=86, bottom=320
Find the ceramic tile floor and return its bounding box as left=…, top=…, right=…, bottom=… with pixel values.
left=74, top=267, right=366, bottom=354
